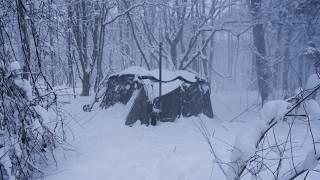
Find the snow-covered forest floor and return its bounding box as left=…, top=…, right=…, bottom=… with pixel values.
left=44, top=89, right=320, bottom=180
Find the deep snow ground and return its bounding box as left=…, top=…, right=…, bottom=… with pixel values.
left=46, top=90, right=320, bottom=180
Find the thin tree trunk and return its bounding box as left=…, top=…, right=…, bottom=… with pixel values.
left=49, top=0, right=56, bottom=86
left=79, top=0, right=90, bottom=96
left=16, top=0, right=31, bottom=67
left=66, top=23, right=73, bottom=87
left=68, top=0, right=91, bottom=96
left=82, top=72, right=90, bottom=96
left=208, top=32, right=214, bottom=88
left=92, top=2, right=101, bottom=92
left=273, top=23, right=282, bottom=93
left=251, top=0, right=271, bottom=104
left=94, top=23, right=105, bottom=92
left=0, top=27, right=9, bottom=69
left=283, top=26, right=292, bottom=94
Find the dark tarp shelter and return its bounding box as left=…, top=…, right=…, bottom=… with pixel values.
left=100, top=67, right=214, bottom=126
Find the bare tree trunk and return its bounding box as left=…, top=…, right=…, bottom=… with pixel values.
left=118, top=4, right=127, bottom=69
left=16, top=0, right=31, bottom=67
left=80, top=0, right=90, bottom=96
left=0, top=26, right=9, bottom=69
left=82, top=72, right=90, bottom=96
left=251, top=0, right=271, bottom=104
left=164, top=0, right=185, bottom=69
left=49, top=0, right=56, bottom=86
left=283, top=26, right=292, bottom=94
left=121, top=0, right=150, bottom=70
left=92, top=2, right=101, bottom=92
left=273, top=23, right=282, bottom=93
left=208, top=32, right=214, bottom=87
left=66, top=22, right=74, bottom=87
left=165, top=27, right=184, bottom=69
left=68, top=0, right=93, bottom=96
left=227, top=0, right=233, bottom=81
left=81, top=71, right=90, bottom=96
left=94, top=21, right=105, bottom=92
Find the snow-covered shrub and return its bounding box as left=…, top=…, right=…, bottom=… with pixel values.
left=208, top=90, right=320, bottom=180
left=306, top=74, right=320, bottom=90
left=0, top=67, right=65, bottom=179
left=260, top=100, right=290, bottom=123
left=304, top=99, right=320, bottom=120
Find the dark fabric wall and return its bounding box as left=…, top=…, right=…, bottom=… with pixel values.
left=125, top=88, right=151, bottom=126
left=202, top=90, right=214, bottom=118
left=100, top=75, right=141, bottom=109
left=101, top=74, right=214, bottom=126
left=182, top=83, right=214, bottom=118
left=153, top=87, right=183, bottom=122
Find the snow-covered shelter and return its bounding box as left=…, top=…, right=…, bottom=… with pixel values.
left=100, top=67, right=214, bottom=126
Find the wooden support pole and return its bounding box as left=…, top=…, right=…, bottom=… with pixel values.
left=159, top=42, right=163, bottom=118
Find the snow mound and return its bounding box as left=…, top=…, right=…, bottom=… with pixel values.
left=306, top=74, right=320, bottom=89
left=143, top=79, right=182, bottom=100
left=301, top=149, right=320, bottom=171
left=116, top=66, right=200, bottom=82
left=282, top=148, right=320, bottom=180
left=14, top=79, right=33, bottom=100
left=260, top=100, right=290, bottom=122
left=10, top=61, right=21, bottom=71
left=304, top=100, right=320, bottom=120
left=304, top=46, right=319, bottom=56
left=112, top=66, right=208, bottom=99
left=118, top=66, right=150, bottom=77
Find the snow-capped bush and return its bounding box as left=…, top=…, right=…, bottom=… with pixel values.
left=9, top=61, right=21, bottom=72
left=306, top=74, right=320, bottom=90
left=304, top=99, right=320, bottom=120
left=282, top=148, right=320, bottom=180
left=223, top=94, right=320, bottom=180
left=260, top=100, right=290, bottom=123
left=0, top=67, right=65, bottom=179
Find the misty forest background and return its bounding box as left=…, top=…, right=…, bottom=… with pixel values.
left=1, top=0, right=320, bottom=179
left=1, top=0, right=320, bottom=102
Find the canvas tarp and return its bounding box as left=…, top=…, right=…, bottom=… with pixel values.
left=100, top=67, right=214, bottom=126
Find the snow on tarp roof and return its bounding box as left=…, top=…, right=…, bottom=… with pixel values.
left=143, top=79, right=181, bottom=100
left=113, top=66, right=202, bottom=83
left=110, top=66, right=206, bottom=99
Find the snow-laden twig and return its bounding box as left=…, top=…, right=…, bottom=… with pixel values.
left=228, top=83, right=320, bottom=179
left=282, top=148, right=320, bottom=180
left=103, top=2, right=146, bottom=26
left=194, top=118, right=230, bottom=179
